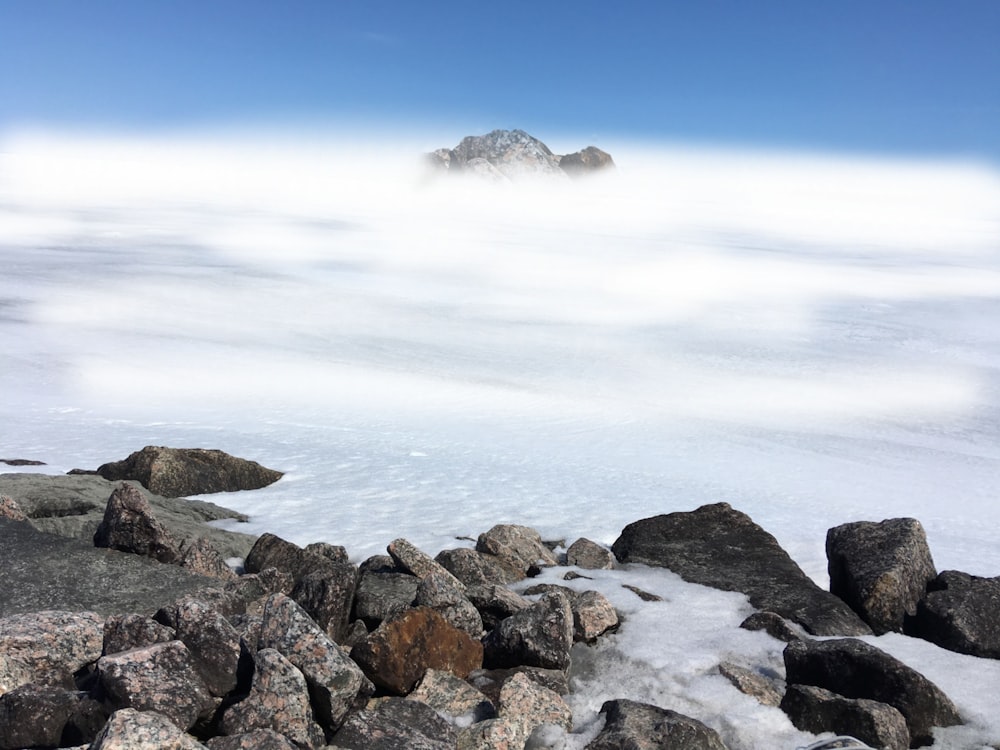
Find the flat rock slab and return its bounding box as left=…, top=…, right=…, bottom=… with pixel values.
left=612, top=503, right=871, bottom=636
left=0, top=518, right=227, bottom=617
left=0, top=473, right=256, bottom=559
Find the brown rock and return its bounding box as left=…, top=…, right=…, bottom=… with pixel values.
left=350, top=606, right=484, bottom=695
left=559, top=146, right=616, bottom=177
left=93, top=482, right=181, bottom=564
left=0, top=495, right=27, bottom=521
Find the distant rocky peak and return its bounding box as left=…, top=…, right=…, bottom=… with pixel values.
left=427, top=129, right=614, bottom=182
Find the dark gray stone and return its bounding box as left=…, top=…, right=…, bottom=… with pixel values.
left=414, top=571, right=483, bottom=637
left=352, top=560, right=420, bottom=630
left=781, top=683, right=910, bottom=750
left=827, top=518, right=937, bottom=634
left=466, top=584, right=531, bottom=631
left=206, top=729, right=298, bottom=750
left=94, top=445, right=282, bottom=497
left=290, top=562, right=358, bottom=643
left=157, top=597, right=243, bottom=697
left=243, top=533, right=332, bottom=582
left=612, top=504, right=872, bottom=636
left=93, top=482, right=182, bottom=564
left=521, top=584, right=619, bottom=642
left=908, top=570, right=1000, bottom=658
left=585, top=699, right=727, bottom=750
left=482, top=592, right=574, bottom=670
left=0, top=684, right=106, bottom=750
left=332, top=697, right=457, bottom=749
left=739, top=611, right=806, bottom=643
left=103, top=614, right=176, bottom=655
left=783, top=638, right=961, bottom=746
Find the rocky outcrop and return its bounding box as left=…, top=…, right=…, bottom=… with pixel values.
left=827, top=518, right=937, bottom=634
left=612, top=503, right=872, bottom=636
left=94, top=446, right=283, bottom=497
left=426, top=129, right=615, bottom=182
left=908, top=570, right=1000, bottom=658
left=586, top=698, right=728, bottom=750
left=783, top=638, right=961, bottom=746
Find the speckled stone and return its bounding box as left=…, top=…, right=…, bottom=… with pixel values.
left=499, top=671, right=572, bottom=737
left=93, top=482, right=181, bottom=564
left=407, top=668, right=494, bottom=721
left=90, top=708, right=207, bottom=749
left=0, top=610, right=104, bottom=694
left=103, top=614, right=176, bottom=656
left=388, top=538, right=464, bottom=587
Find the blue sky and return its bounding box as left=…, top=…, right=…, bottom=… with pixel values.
left=1, top=1, right=998, bottom=160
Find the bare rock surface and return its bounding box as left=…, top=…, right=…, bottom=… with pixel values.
left=612, top=503, right=872, bottom=636
left=94, top=445, right=282, bottom=497
left=206, top=729, right=298, bottom=750
left=482, top=591, right=574, bottom=670
left=523, top=584, right=619, bottom=642
left=158, top=597, right=243, bottom=697
left=498, top=671, right=572, bottom=738
left=406, top=668, right=495, bottom=721
left=585, top=698, right=728, bottom=750
left=783, top=637, right=961, bottom=746
left=435, top=547, right=521, bottom=587
left=0, top=609, right=103, bottom=694
left=219, top=647, right=324, bottom=749
left=467, top=666, right=569, bottom=707
left=466, top=584, right=531, bottom=631
left=0, top=473, right=255, bottom=558
left=90, top=707, right=207, bottom=750
left=566, top=537, right=615, bottom=569
left=350, top=606, right=483, bottom=694
left=827, top=517, right=937, bottom=634
left=559, top=146, right=616, bottom=177
left=388, top=537, right=464, bottom=586
left=781, top=683, right=910, bottom=750
left=476, top=524, right=559, bottom=580
left=257, top=594, right=373, bottom=731
left=414, top=570, right=483, bottom=636
left=739, top=611, right=806, bottom=643
left=180, top=537, right=238, bottom=580
left=332, top=696, right=457, bottom=749
left=97, top=640, right=215, bottom=732
left=290, top=563, right=358, bottom=643
left=352, top=557, right=421, bottom=629
left=103, top=613, right=176, bottom=655
left=908, top=570, right=1000, bottom=658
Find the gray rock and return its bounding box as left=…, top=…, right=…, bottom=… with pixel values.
left=827, top=518, right=937, bottom=634
left=257, top=594, right=373, bottom=732
left=0, top=473, right=255, bottom=559
left=350, top=606, right=484, bottom=695
left=718, top=662, right=783, bottom=707
left=522, top=584, right=619, bottom=642
left=388, top=538, right=464, bottom=586
left=414, top=570, right=484, bottom=636
left=94, top=445, right=282, bottom=497
left=482, top=592, right=574, bottom=670
left=97, top=640, right=215, bottom=732
left=739, top=611, right=806, bottom=643
left=103, top=614, right=176, bottom=655
left=449, top=129, right=566, bottom=180
left=435, top=547, right=521, bottom=587
left=179, top=537, right=238, bottom=581
left=303, top=541, right=349, bottom=564
left=93, top=482, right=182, bottom=564
left=0, top=518, right=227, bottom=617
left=612, top=504, right=872, bottom=636
left=467, top=666, right=569, bottom=707
left=406, top=668, right=495, bottom=721
left=781, top=683, right=910, bottom=750
left=585, top=699, right=728, bottom=750
left=291, top=563, right=358, bottom=643
left=908, top=570, right=1000, bottom=658
left=206, top=729, right=298, bottom=750
left=158, top=597, right=243, bottom=697
left=332, top=696, right=457, bottom=749
left=352, top=559, right=420, bottom=629
left=90, top=707, right=207, bottom=749
left=243, top=533, right=329, bottom=581
left=559, top=147, right=616, bottom=178
left=498, top=671, right=572, bottom=736
left=566, top=537, right=615, bottom=570
left=0, top=684, right=106, bottom=750
left=456, top=717, right=525, bottom=750
left=466, top=584, right=532, bottom=631
left=219, top=648, right=325, bottom=749
left=783, top=637, right=961, bottom=746
left=0, top=610, right=103, bottom=693
left=476, top=524, right=559, bottom=580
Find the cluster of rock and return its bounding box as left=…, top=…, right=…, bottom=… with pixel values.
left=425, top=129, right=615, bottom=183
left=1, top=453, right=998, bottom=749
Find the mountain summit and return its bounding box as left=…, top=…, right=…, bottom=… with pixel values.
left=427, top=129, right=614, bottom=181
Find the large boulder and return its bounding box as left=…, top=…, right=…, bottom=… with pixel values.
left=476, top=524, right=559, bottom=580
left=559, top=146, right=616, bottom=177
left=566, top=537, right=615, bottom=570
left=352, top=556, right=421, bottom=629
left=350, top=606, right=484, bottom=695
left=0, top=684, right=106, bottom=750
left=585, top=699, right=728, bottom=750
left=414, top=571, right=483, bottom=637
left=332, top=697, right=457, bottom=750
left=95, top=446, right=282, bottom=497
left=482, top=591, right=574, bottom=670
left=780, top=683, right=910, bottom=750
left=612, top=504, right=872, bottom=636
left=827, top=518, right=937, bottom=634
left=783, top=638, right=961, bottom=746
left=90, top=708, right=208, bottom=749
left=103, top=614, right=176, bottom=656
left=406, top=668, right=495, bottom=722
left=0, top=610, right=103, bottom=694
left=435, top=547, right=521, bottom=587
left=908, top=570, right=1000, bottom=658
left=93, top=482, right=182, bottom=564
left=156, top=597, right=244, bottom=698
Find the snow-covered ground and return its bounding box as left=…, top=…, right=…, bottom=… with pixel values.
left=2, top=131, right=999, bottom=748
